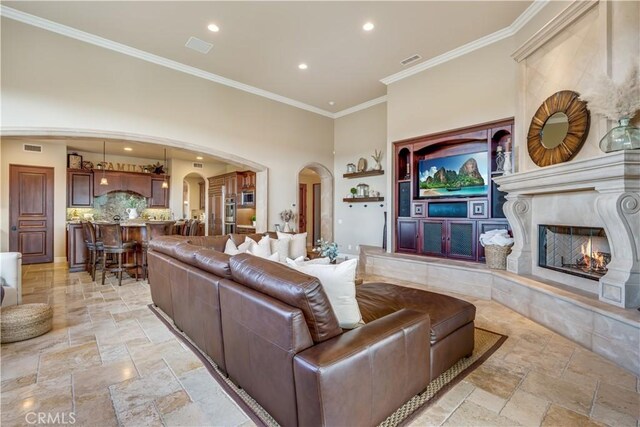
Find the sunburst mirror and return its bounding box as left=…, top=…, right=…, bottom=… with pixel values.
left=527, top=90, right=590, bottom=167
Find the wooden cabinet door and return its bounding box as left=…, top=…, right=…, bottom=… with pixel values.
left=67, top=171, right=93, bottom=207
left=447, top=220, right=477, bottom=261
left=150, top=178, right=169, bottom=208
left=199, top=182, right=205, bottom=209
left=209, top=193, right=224, bottom=235
left=420, top=219, right=446, bottom=256
left=225, top=175, right=237, bottom=196
left=9, top=165, right=55, bottom=264
left=67, top=224, right=87, bottom=272
left=397, top=219, right=419, bottom=253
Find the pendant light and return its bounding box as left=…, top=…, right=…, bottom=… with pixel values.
left=99, top=141, right=109, bottom=186
left=161, top=148, right=169, bottom=188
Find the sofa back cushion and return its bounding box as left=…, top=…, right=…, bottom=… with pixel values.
left=194, top=248, right=232, bottom=279
left=229, top=254, right=342, bottom=343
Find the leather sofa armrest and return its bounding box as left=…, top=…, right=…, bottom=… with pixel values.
left=293, top=309, right=431, bottom=427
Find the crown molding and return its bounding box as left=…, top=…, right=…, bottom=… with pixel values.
left=380, top=0, right=550, bottom=85
left=0, top=5, right=336, bottom=119
left=333, top=96, right=387, bottom=119
left=511, top=0, right=599, bottom=63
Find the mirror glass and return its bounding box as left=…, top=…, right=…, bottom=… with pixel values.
left=540, top=112, right=569, bottom=149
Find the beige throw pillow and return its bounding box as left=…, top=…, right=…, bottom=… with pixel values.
left=277, top=232, right=307, bottom=259
left=286, top=258, right=362, bottom=329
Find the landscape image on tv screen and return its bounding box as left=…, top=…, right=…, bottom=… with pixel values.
left=418, top=151, right=488, bottom=197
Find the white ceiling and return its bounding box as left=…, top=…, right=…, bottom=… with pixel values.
left=5, top=136, right=229, bottom=167
left=3, top=1, right=534, bottom=114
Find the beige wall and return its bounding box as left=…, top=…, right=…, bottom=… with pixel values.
left=334, top=103, right=387, bottom=255
left=518, top=1, right=640, bottom=172
left=0, top=139, right=68, bottom=260
left=299, top=170, right=321, bottom=246
left=1, top=19, right=334, bottom=232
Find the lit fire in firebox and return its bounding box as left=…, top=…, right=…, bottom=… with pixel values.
left=579, top=240, right=608, bottom=273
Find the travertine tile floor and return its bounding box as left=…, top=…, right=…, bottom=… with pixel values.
left=1, top=264, right=638, bottom=427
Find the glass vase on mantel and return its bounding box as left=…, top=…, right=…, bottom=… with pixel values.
left=599, top=118, right=640, bottom=153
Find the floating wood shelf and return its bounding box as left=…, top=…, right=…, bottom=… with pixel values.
left=343, top=170, right=384, bottom=179
left=343, top=197, right=385, bottom=203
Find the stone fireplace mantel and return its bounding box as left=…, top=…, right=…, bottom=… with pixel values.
left=494, top=151, right=640, bottom=308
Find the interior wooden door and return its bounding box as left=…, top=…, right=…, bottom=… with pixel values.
left=9, top=165, right=54, bottom=264
left=298, top=184, right=307, bottom=233
left=312, top=183, right=321, bottom=244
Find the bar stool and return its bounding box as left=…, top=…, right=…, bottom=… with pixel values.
left=98, top=223, right=139, bottom=286
left=141, top=221, right=175, bottom=281
left=189, top=220, right=200, bottom=236
left=81, top=221, right=103, bottom=282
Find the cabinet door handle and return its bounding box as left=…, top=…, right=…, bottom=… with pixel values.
left=11, top=226, right=17, bottom=231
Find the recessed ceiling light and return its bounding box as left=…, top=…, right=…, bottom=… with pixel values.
left=207, top=23, right=219, bottom=32
left=196, top=156, right=203, bottom=160
left=329, top=101, right=335, bottom=106
left=363, top=22, right=375, bottom=31
left=124, top=147, right=133, bottom=151
left=298, top=63, right=308, bottom=70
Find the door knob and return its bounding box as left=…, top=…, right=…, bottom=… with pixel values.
left=11, top=226, right=17, bottom=231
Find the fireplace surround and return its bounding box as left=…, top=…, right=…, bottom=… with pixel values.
left=494, top=151, right=640, bottom=308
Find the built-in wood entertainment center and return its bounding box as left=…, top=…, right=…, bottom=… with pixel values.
left=393, top=118, right=513, bottom=262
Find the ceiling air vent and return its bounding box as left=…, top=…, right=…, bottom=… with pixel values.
left=23, top=144, right=42, bottom=153
left=400, top=54, right=422, bottom=66
left=185, top=37, right=213, bottom=54
left=192, top=162, right=204, bottom=169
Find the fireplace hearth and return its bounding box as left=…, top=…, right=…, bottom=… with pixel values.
left=538, top=225, right=610, bottom=281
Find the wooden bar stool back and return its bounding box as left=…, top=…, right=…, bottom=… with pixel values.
left=81, top=221, right=103, bottom=281
left=99, top=223, right=139, bottom=286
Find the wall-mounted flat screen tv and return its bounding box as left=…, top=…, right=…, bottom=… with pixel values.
left=418, top=151, right=488, bottom=198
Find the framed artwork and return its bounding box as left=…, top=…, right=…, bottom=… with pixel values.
left=468, top=200, right=488, bottom=219
left=68, top=153, right=83, bottom=169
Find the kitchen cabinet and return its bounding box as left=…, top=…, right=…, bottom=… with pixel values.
left=67, top=223, right=87, bottom=272
left=239, top=172, right=256, bottom=189
left=67, top=170, right=93, bottom=207
left=149, top=178, right=170, bottom=208
left=208, top=176, right=224, bottom=236
left=224, top=174, right=237, bottom=197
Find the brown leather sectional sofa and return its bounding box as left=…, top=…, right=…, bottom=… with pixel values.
left=147, top=235, right=476, bottom=427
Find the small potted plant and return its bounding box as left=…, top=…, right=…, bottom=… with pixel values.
left=250, top=214, right=257, bottom=227
left=350, top=187, right=357, bottom=198
left=317, top=239, right=339, bottom=263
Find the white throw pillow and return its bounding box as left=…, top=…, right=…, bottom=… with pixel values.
left=245, top=236, right=272, bottom=258
left=286, top=256, right=331, bottom=266
left=269, top=238, right=290, bottom=263
left=277, top=232, right=307, bottom=259
left=224, top=238, right=252, bottom=255
left=247, top=247, right=279, bottom=262
left=287, top=258, right=362, bottom=329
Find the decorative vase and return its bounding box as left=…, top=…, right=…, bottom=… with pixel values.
left=283, top=222, right=291, bottom=232
left=599, top=118, right=640, bottom=153
left=252, top=221, right=256, bottom=227
left=126, top=208, right=138, bottom=219
left=373, top=161, right=382, bottom=171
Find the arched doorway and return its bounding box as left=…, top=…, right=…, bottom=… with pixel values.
left=297, top=163, right=333, bottom=244
left=182, top=172, right=205, bottom=221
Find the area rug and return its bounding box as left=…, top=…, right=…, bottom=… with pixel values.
left=149, top=304, right=507, bottom=427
